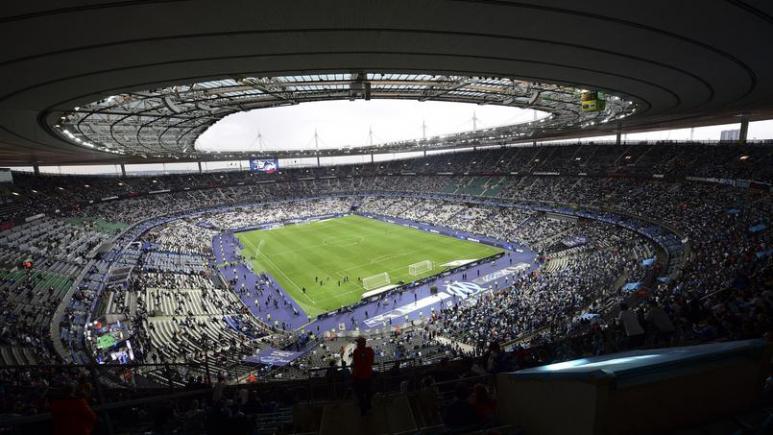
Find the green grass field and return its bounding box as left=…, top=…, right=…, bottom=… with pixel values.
left=236, top=214, right=502, bottom=317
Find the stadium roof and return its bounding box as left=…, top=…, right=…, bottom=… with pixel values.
left=55, top=74, right=635, bottom=159
left=1, top=1, right=773, bottom=165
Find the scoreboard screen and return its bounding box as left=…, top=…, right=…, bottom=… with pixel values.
left=0, top=169, right=12, bottom=184
left=580, top=90, right=606, bottom=112
left=97, top=333, right=118, bottom=349
left=249, top=158, right=279, bottom=173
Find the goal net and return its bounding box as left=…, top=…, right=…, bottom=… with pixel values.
left=362, top=272, right=390, bottom=290
left=408, top=260, right=433, bottom=276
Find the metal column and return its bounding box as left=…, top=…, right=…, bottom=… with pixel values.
left=739, top=119, right=749, bottom=144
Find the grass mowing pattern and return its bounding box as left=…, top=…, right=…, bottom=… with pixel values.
left=236, top=215, right=502, bottom=317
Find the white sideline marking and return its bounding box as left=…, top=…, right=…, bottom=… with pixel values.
left=439, top=259, right=477, bottom=267
left=241, top=237, right=316, bottom=306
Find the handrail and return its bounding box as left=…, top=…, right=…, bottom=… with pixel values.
left=49, top=258, right=96, bottom=363
left=6, top=139, right=773, bottom=176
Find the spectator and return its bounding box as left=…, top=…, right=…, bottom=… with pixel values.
left=469, top=383, right=497, bottom=425
left=443, top=382, right=478, bottom=430
left=484, top=342, right=507, bottom=374
left=646, top=299, right=675, bottom=345
left=212, top=374, right=227, bottom=403
left=49, top=384, right=97, bottom=435
left=351, top=336, right=375, bottom=416
left=619, top=303, right=645, bottom=348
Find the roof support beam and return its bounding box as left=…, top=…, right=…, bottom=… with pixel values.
left=739, top=118, right=749, bottom=144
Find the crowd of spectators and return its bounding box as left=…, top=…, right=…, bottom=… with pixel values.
left=1, top=142, right=771, bottom=224
left=431, top=225, right=654, bottom=348
left=0, top=143, right=768, bottom=430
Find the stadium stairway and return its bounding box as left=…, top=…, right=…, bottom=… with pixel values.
left=541, top=256, right=567, bottom=273
left=435, top=335, right=475, bottom=354
left=0, top=346, right=38, bottom=365
left=481, top=176, right=507, bottom=197
left=254, top=407, right=294, bottom=435
left=459, top=177, right=488, bottom=196
left=315, top=393, right=418, bottom=435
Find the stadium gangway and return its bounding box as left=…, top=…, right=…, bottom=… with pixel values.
left=303, top=356, right=429, bottom=401
left=0, top=360, right=493, bottom=434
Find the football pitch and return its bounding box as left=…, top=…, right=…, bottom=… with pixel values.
left=236, top=214, right=502, bottom=317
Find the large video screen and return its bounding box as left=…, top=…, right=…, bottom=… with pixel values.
left=0, top=169, right=12, bottom=184
left=580, top=90, right=606, bottom=112
left=249, top=158, right=279, bottom=173
left=96, top=332, right=119, bottom=349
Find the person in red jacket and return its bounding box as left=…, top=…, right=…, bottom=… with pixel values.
left=351, top=336, right=374, bottom=416
left=50, top=385, right=97, bottom=435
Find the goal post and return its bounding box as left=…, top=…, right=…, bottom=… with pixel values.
left=408, top=260, right=433, bottom=276
left=362, top=272, right=390, bottom=290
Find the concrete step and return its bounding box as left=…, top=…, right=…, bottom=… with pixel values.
left=319, top=393, right=417, bottom=435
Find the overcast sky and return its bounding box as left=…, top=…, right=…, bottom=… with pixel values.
left=195, top=99, right=773, bottom=152
left=195, top=100, right=541, bottom=152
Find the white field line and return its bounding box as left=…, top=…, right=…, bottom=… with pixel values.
left=241, top=236, right=317, bottom=306
left=239, top=218, right=498, bottom=306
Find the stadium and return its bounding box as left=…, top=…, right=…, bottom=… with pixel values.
left=0, top=2, right=771, bottom=434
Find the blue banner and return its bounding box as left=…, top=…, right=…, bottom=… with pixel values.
left=622, top=282, right=642, bottom=292
left=243, top=347, right=303, bottom=366
left=562, top=235, right=588, bottom=248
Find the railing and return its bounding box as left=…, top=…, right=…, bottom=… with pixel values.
left=49, top=258, right=96, bottom=363
left=6, top=138, right=773, bottom=178
left=0, top=357, right=492, bottom=434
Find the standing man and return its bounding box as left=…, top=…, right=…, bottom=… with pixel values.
left=619, top=302, right=645, bottom=348
left=351, top=336, right=375, bottom=416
